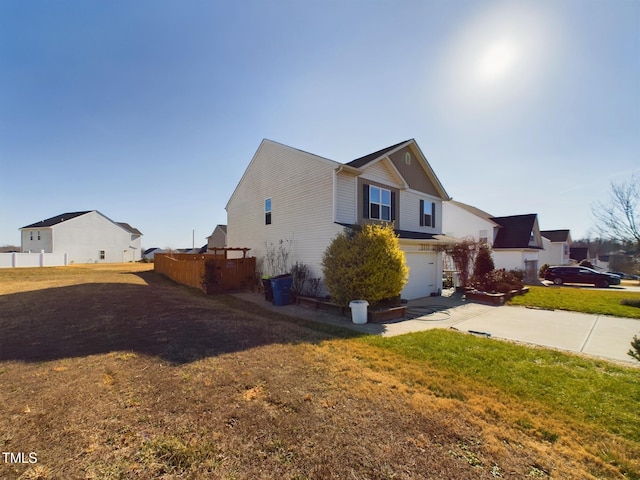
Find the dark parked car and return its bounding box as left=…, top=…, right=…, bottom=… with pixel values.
left=544, top=266, right=621, bottom=287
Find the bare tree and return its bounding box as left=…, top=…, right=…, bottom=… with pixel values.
left=592, top=174, right=640, bottom=250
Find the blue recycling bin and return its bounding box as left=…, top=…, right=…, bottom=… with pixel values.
left=270, top=275, right=293, bottom=306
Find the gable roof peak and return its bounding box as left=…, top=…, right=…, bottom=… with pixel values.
left=346, top=139, right=413, bottom=168
left=490, top=213, right=541, bottom=249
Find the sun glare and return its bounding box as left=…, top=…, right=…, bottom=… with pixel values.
left=477, top=39, right=518, bottom=83
left=435, top=1, right=562, bottom=121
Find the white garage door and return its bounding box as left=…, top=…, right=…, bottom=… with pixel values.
left=402, top=252, right=437, bottom=300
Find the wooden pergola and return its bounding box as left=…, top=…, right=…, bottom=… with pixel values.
left=208, top=247, right=252, bottom=260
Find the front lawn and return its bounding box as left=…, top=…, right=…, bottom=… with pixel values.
left=1, top=265, right=639, bottom=479
left=360, top=329, right=640, bottom=443
left=508, top=285, right=640, bottom=318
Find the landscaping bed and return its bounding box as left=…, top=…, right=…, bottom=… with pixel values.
left=465, top=287, right=530, bottom=306
left=296, top=295, right=406, bottom=323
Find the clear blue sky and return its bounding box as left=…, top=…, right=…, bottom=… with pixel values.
left=1, top=0, right=638, bottom=249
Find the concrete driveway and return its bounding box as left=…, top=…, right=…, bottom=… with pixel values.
left=233, top=291, right=640, bottom=365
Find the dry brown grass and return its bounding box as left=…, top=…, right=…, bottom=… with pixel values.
left=0, top=264, right=635, bottom=479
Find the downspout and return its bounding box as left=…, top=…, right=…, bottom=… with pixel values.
left=332, top=168, right=337, bottom=223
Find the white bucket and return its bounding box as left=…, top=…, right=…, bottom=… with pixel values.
left=349, top=300, right=369, bottom=324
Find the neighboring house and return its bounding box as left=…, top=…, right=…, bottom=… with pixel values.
left=592, top=254, right=610, bottom=272
left=177, top=247, right=207, bottom=254
left=490, top=214, right=544, bottom=282
left=539, top=230, right=572, bottom=266
left=443, top=200, right=543, bottom=282
left=570, top=247, right=589, bottom=263
left=20, top=211, right=143, bottom=263
left=226, top=138, right=455, bottom=300
left=143, top=247, right=164, bottom=260
left=442, top=200, right=499, bottom=245
left=206, top=224, right=227, bottom=251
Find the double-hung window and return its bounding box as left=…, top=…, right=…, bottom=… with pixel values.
left=369, top=186, right=392, bottom=221
left=420, top=200, right=436, bottom=228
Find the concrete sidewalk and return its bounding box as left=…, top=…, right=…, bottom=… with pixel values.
left=231, top=291, right=640, bottom=365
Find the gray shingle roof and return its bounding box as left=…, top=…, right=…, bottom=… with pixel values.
left=22, top=211, right=142, bottom=236
left=22, top=211, right=91, bottom=229
left=345, top=140, right=411, bottom=168
left=117, top=222, right=143, bottom=236
left=540, top=229, right=570, bottom=242
left=490, top=214, right=540, bottom=249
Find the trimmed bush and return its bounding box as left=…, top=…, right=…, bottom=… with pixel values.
left=321, top=224, right=409, bottom=307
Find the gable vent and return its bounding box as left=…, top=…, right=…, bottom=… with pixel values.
left=405, top=152, right=411, bottom=165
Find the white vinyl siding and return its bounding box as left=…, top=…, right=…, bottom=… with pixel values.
left=442, top=201, right=496, bottom=245
left=21, top=211, right=141, bottom=263
left=335, top=171, right=357, bottom=224
left=358, top=159, right=403, bottom=188
left=21, top=228, right=53, bottom=253
left=226, top=140, right=343, bottom=279
left=398, top=190, right=441, bottom=233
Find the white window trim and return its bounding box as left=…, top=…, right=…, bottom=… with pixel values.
left=369, top=185, right=392, bottom=221
left=265, top=197, right=272, bottom=225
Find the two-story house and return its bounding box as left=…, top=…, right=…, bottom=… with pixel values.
left=226, top=139, right=454, bottom=300
left=21, top=210, right=143, bottom=263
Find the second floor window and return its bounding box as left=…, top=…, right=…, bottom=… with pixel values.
left=420, top=200, right=436, bottom=228
left=369, top=186, right=392, bottom=221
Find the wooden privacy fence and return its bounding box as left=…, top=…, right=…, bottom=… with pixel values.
left=154, top=250, right=256, bottom=294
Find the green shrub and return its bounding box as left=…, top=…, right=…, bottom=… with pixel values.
left=629, top=335, right=640, bottom=362
left=321, top=224, right=409, bottom=307
left=473, top=243, right=494, bottom=281
left=621, top=298, right=640, bottom=308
